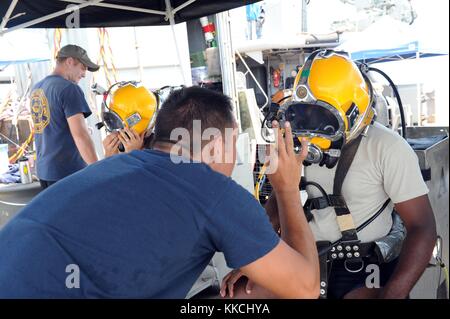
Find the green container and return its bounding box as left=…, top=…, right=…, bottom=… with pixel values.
left=190, top=51, right=206, bottom=68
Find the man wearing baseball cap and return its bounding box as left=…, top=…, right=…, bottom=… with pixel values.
left=30, top=44, right=100, bottom=189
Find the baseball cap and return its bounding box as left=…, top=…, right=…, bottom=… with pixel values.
left=56, top=44, right=100, bottom=72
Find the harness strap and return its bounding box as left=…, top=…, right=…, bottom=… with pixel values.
left=332, top=134, right=364, bottom=241
left=316, top=241, right=331, bottom=299
left=328, top=241, right=376, bottom=261
left=317, top=198, right=393, bottom=258
left=308, top=194, right=346, bottom=210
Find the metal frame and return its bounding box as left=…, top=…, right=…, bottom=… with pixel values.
left=0, top=0, right=199, bottom=36
left=0, top=0, right=18, bottom=30
left=58, top=0, right=166, bottom=16
left=235, top=50, right=269, bottom=111
left=216, top=11, right=239, bottom=120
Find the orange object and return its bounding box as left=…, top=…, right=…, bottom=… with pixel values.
left=272, top=69, right=281, bottom=88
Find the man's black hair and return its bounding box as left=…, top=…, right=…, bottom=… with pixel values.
left=154, top=86, right=235, bottom=145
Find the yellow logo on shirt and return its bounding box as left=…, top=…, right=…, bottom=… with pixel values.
left=30, top=89, right=50, bottom=133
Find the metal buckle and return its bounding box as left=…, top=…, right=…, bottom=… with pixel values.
left=344, top=258, right=365, bottom=273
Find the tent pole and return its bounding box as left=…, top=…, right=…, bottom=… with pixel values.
left=0, top=0, right=104, bottom=36
left=133, top=27, right=144, bottom=82
left=0, top=0, right=19, bottom=31
left=416, top=50, right=421, bottom=126
left=173, top=0, right=197, bottom=15
left=58, top=0, right=166, bottom=16
left=216, top=12, right=239, bottom=123
left=165, top=0, right=188, bottom=85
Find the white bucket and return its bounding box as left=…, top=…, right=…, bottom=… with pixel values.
left=0, top=144, right=9, bottom=174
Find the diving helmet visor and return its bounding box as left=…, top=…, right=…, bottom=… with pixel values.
left=102, top=111, right=124, bottom=132
left=280, top=100, right=345, bottom=141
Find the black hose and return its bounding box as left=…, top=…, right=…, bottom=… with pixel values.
left=303, top=181, right=329, bottom=201
left=261, top=101, right=289, bottom=144
left=368, top=67, right=407, bottom=139
left=275, top=94, right=292, bottom=105
left=356, top=198, right=391, bottom=232
left=157, top=85, right=171, bottom=92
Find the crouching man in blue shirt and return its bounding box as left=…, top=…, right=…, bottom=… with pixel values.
left=0, top=87, right=319, bottom=298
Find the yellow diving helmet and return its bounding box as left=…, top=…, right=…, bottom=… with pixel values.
left=101, top=81, right=158, bottom=134
left=277, top=49, right=375, bottom=168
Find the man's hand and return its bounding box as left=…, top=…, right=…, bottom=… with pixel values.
left=220, top=269, right=254, bottom=298
left=265, top=120, right=308, bottom=194
left=118, top=127, right=145, bottom=153
left=103, top=132, right=120, bottom=158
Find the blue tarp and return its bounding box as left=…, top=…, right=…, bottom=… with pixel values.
left=0, top=58, right=50, bottom=70
left=349, top=40, right=445, bottom=63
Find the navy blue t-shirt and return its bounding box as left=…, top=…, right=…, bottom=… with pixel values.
left=30, top=75, right=92, bottom=181
left=0, top=150, right=279, bottom=298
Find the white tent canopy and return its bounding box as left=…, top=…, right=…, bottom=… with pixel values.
left=337, top=16, right=447, bottom=63
left=0, top=29, right=50, bottom=70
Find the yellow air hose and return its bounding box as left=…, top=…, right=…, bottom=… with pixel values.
left=437, top=255, right=449, bottom=298
left=444, top=264, right=449, bottom=297
left=98, top=28, right=118, bottom=87
left=254, top=163, right=267, bottom=201
left=9, top=130, right=34, bottom=163
left=433, top=236, right=449, bottom=298
left=254, top=129, right=285, bottom=201
left=53, top=28, right=62, bottom=61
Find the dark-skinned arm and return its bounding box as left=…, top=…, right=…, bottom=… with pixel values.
left=379, top=195, right=436, bottom=298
